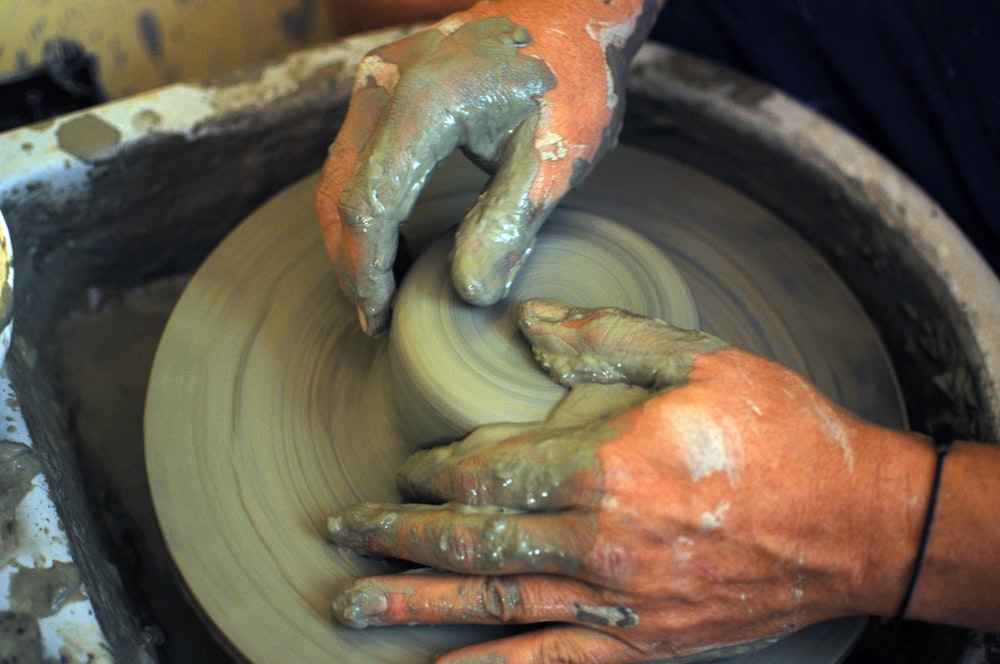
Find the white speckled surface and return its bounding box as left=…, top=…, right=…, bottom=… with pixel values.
left=0, top=208, right=111, bottom=663
left=0, top=371, right=112, bottom=662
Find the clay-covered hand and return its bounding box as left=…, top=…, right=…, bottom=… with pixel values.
left=315, top=0, right=663, bottom=335
left=327, top=299, right=930, bottom=663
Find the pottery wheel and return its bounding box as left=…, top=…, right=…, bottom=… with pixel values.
left=146, top=145, right=906, bottom=663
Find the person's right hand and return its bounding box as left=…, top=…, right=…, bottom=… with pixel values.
left=327, top=299, right=942, bottom=663
left=315, top=0, right=664, bottom=335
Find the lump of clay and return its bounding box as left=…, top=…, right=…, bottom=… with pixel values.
left=389, top=209, right=699, bottom=446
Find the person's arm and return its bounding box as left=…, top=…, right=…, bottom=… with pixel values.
left=327, top=299, right=1000, bottom=663
left=316, top=0, right=665, bottom=335
left=905, top=440, right=1000, bottom=629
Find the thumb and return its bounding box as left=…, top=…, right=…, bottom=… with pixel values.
left=517, top=298, right=727, bottom=389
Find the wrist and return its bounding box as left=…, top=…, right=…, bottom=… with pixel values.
left=903, top=440, right=1000, bottom=629
left=846, top=426, right=938, bottom=619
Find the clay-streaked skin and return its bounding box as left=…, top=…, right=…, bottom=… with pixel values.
left=316, top=0, right=665, bottom=335
left=327, top=298, right=942, bottom=663
left=519, top=298, right=726, bottom=390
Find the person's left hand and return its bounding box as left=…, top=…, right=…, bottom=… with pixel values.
left=315, top=0, right=663, bottom=335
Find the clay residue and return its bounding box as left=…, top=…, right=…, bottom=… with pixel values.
left=0, top=282, right=14, bottom=333
left=204, top=46, right=353, bottom=113
left=671, top=413, right=741, bottom=483
left=572, top=602, right=638, bottom=628
left=8, top=561, right=85, bottom=618
left=0, top=440, right=43, bottom=558
left=0, top=610, right=42, bottom=663
left=518, top=299, right=725, bottom=391
left=55, top=114, right=123, bottom=162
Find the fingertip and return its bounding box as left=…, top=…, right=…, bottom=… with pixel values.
left=331, top=579, right=387, bottom=629
left=450, top=245, right=527, bottom=307
left=356, top=304, right=389, bottom=337
left=517, top=298, right=571, bottom=329
left=395, top=446, right=451, bottom=500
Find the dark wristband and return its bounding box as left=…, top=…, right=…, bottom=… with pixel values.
left=893, top=425, right=954, bottom=622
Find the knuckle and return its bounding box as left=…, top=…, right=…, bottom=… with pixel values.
left=336, top=194, right=375, bottom=232
left=480, top=577, right=523, bottom=623
left=583, top=539, right=633, bottom=581
left=435, top=526, right=478, bottom=572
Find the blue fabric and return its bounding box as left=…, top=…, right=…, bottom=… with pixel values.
left=651, top=0, right=1000, bottom=273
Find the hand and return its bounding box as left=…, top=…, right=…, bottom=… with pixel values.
left=315, top=0, right=663, bottom=335
left=327, top=299, right=937, bottom=663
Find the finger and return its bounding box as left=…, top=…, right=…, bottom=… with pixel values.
left=518, top=299, right=727, bottom=390
left=438, top=625, right=775, bottom=664
left=316, top=52, right=400, bottom=335
left=351, top=12, right=553, bottom=216
left=333, top=83, right=468, bottom=335
left=437, top=624, right=649, bottom=664
left=327, top=502, right=593, bottom=575
left=337, top=20, right=558, bottom=325
left=333, top=572, right=633, bottom=630
left=396, top=422, right=604, bottom=510
left=450, top=116, right=557, bottom=306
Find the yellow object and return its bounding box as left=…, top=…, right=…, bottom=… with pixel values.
left=0, top=0, right=339, bottom=98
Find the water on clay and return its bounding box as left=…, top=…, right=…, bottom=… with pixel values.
left=58, top=145, right=907, bottom=662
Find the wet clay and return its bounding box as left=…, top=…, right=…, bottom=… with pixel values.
left=146, top=146, right=905, bottom=663
left=54, top=114, right=123, bottom=163
left=396, top=383, right=649, bottom=509
left=389, top=207, right=698, bottom=447
left=519, top=299, right=726, bottom=390
left=329, top=500, right=583, bottom=575
left=335, top=572, right=528, bottom=631
left=573, top=602, right=639, bottom=628
left=329, top=301, right=728, bottom=633
left=324, top=16, right=557, bottom=332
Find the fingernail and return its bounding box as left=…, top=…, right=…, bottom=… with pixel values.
left=518, top=298, right=568, bottom=326
left=356, top=305, right=389, bottom=337
left=326, top=514, right=367, bottom=550
left=327, top=505, right=399, bottom=550
left=332, top=581, right=388, bottom=628
left=451, top=248, right=527, bottom=307
left=327, top=514, right=348, bottom=541
left=455, top=276, right=506, bottom=307
left=355, top=306, right=370, bottom=334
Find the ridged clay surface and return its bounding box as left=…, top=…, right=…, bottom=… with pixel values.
left=145, top=145, right=905, bottom=663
